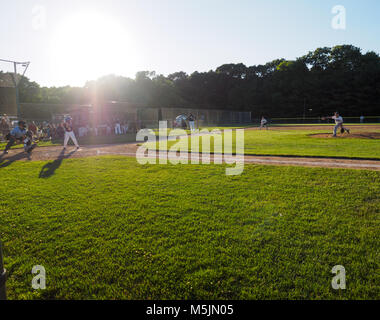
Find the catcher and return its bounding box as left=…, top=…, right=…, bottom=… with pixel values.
left=2, top=120, right=36, bottom=155
left=322, top=112, right=350, bottom=137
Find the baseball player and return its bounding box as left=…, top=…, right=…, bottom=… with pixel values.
left=188, top=113, right=196, bottom=132
left=323, top=112, right=350, bottom=137
left=63, top=116, right=80, bottom=150
left=260, top=116, right=268, bottom=130
left=2, top=120, right=35, bottom=154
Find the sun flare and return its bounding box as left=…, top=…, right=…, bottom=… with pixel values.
left=50, top=12, right=138, bottom=85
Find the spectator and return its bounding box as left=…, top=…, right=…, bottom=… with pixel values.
left=78, top=125, right=87, bottom=137
left=46, top=124, right=53, bottom=140
left=56, top=123, right=65, bottom=138
left=115, top=119, right=122, bottom=135
left=29, top=121, right=37, bottom=137
left=122, top=121, right=129, bottom=134
left=53, top=124, right=57, bottom=138
left=38, top=124, right=44, bottom=140
left=0, top=118, right=10, bottom=141
left=106, top=123, right=112, bottom=136
left=181, top=118, right=187, bottom=130
left=2, top=114, right=10, bottom=126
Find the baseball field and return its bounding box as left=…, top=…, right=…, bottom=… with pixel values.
left=148, top=125, right=380, bottom=160
left=0, top=124, right=379, bottom=299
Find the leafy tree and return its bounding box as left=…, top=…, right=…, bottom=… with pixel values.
left=8, top=45, right=379, bottom=118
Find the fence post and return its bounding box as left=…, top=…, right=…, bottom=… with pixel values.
left=0, top=241, right=7, bottom=300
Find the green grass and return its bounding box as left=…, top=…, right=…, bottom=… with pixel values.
left=0, top=156, right=379, bottom=299
left=271, top=123, right=380, bottom=126
left=148, top=128, right=380, bottom=159
left=242, top=129, right=380, bottom=159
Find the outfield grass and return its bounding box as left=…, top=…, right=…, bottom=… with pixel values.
left=271, top=123, right=380, bottom=126
left=0, top=156, right=379, bottom=299
left=242, top=129, right=380, bottom=159
left=149, top=129, right=380, bottom=159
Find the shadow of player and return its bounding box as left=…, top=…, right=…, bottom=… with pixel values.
left=0, top=151, right=30, bottom=168
left=39, top=149, right=76, bottom=179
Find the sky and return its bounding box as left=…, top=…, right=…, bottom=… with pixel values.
left=1, top=0, right=379, bottom=87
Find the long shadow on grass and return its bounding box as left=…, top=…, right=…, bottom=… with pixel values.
left=0, top=151, right=30, bottom=168
left=39, top=149, right=76, bottom=178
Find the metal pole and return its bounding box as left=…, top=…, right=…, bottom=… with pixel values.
left=13, top=62, right=21, bottom=118
left=15, top=85, right=21, bottom=118
left=0, top=242, right=7, bottom=300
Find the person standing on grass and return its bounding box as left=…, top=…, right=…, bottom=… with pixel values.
left=63, top=116, right=80, bottom=150
left=325, top=112, right=350, bottom=137
left=260, top=116, right=268, bottom=130
left=188, top=113, right=196, bottom=132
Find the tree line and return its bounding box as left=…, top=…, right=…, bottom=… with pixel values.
left=5, top=44, right=380, bottom=118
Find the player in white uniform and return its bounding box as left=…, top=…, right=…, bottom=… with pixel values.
left=326, top=112, right=350, bottom=137
left=63, top=116, right=80, bottom=150
left=260, top=117, right=268, bottom=130
left=188, top=114, right=196, bottom=132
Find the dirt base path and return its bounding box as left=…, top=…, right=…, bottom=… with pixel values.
left=1, top=143, right=380, bottom=171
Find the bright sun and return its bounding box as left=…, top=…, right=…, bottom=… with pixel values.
left=51, top=12, right=139, bottom=86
